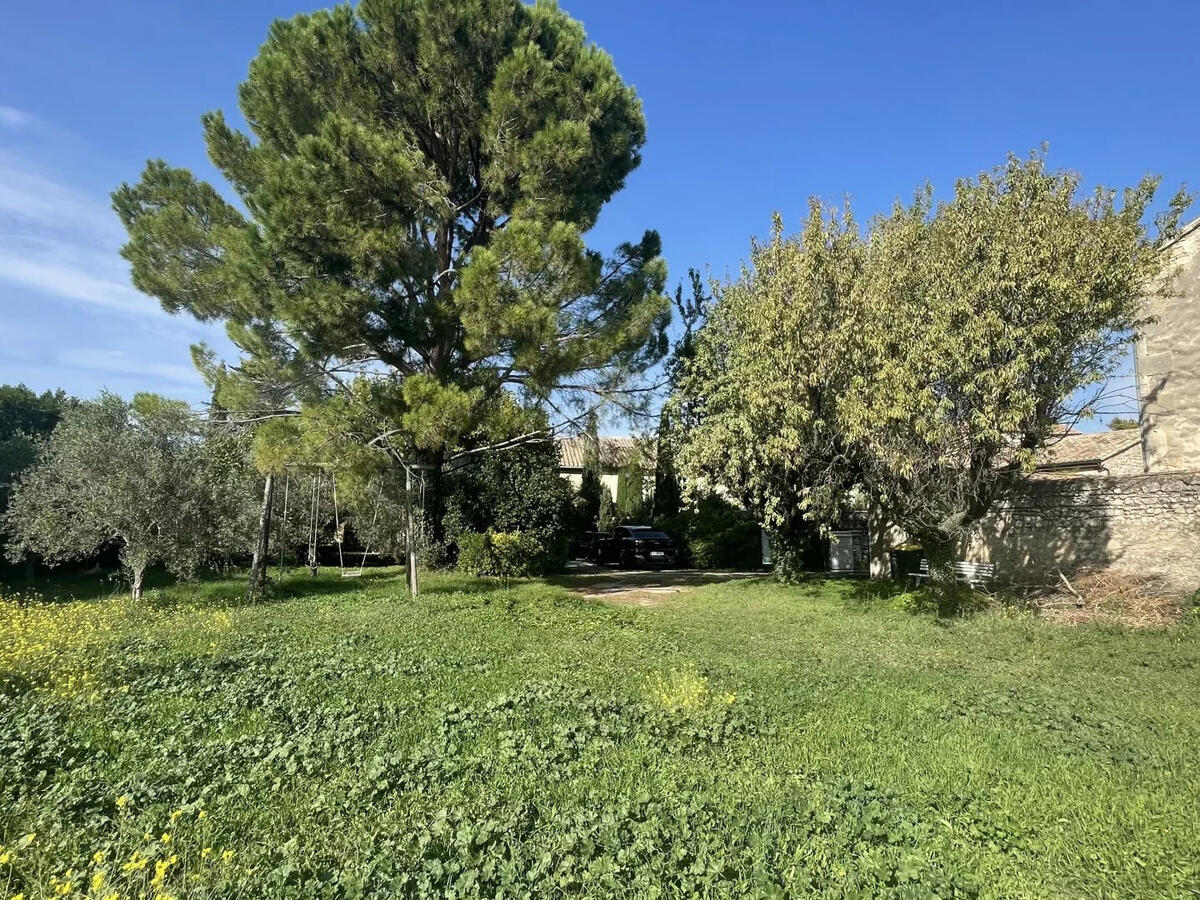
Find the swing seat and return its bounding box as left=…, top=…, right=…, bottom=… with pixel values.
left=340, top=571, right=363, bottom=578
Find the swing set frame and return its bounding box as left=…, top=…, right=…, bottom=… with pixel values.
left=274, top=464, right=385, bottom=580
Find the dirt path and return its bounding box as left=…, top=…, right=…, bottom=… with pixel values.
left=552, top=563, right=760, bottom=607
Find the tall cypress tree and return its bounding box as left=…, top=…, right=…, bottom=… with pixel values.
left=113, top=0, right=670, bottom=556
left=576, top=417, right=603, bottom=531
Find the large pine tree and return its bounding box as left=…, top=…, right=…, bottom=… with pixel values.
left=113, top=0, right=670, bottom=555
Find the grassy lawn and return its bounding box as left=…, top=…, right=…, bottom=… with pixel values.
left=2, top=570, right=1199, bottom=898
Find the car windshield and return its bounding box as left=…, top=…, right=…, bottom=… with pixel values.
left=632, top=531, right=670, bottom=540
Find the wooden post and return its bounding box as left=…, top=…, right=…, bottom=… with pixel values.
left=405, top=464, right=418, bottom=597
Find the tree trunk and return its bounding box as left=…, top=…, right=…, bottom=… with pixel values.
left=406, top=465, right=418, bottom=598
left=419, top=450, right=447, bottom=564
left=131, top=565, right=144, bottom=602
left=246, top=473, right=276, bottom=603
left=920, top=534, right=961, bottom=613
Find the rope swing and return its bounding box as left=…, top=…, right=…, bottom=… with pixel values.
left=272, top=462, right=401, bottom=585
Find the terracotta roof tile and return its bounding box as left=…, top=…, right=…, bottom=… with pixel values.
left=1035, top=429, right=1143, bottom=474
left=557, top=436, right=649, bottom=470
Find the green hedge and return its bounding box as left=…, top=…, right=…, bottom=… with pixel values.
left=456, top=530, right=564, bottom=577
left=656, top=496, right=762, bottom=570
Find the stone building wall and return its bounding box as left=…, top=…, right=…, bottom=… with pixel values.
left=1138, top=218, right=1200, bottom=473
left=961, top=472, right=1200, bottom=592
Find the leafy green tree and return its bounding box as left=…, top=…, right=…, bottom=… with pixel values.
left=1108, top=417, right=1139, bottom=430
left=678, top=203, right=865, bottom=575
left=0, top=385, right=72, bottom=518
left=0, top=385, right=71, bottom=438
left=3, top=393, right=258, bottom=599
left=573, top=420, right=604, bottom=534
left=679, top=152, right=1189, bottom=586
left=597, top=489, right=618, bottom=534
left=112, top=0, right=670, bottom=571
left=654, top=269, right=711, bottom=519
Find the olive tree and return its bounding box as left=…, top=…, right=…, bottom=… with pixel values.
left=4, top=393, right=258, bottom=598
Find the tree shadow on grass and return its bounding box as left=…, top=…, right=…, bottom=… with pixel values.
left=838, top=575, right=991, bottom=620
left=0, top=565, right=168, bottom=603
left=3, top=562, right=546, bottom=611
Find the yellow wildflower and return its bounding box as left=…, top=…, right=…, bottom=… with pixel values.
left=160, top=832, right=172, bottom=844
left=221, top=849, right=236, bottom=864
left=91, top=869, right=105, bottom=893
left=196, top=809, right=207, bottom=820
left=152, top=857, right=172, bottom=888
left=201, top=847, right=212, bottom=860
left=116, top=795, right=130, bottom=809
left=170, top=809, right=182, bottom=822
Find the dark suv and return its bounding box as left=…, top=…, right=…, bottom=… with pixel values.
left=572, top=531, right=613, bottom=562
left=597, top=525, right=677, bottom=568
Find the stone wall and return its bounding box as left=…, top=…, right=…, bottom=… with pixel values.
left=962, top=472, right=1200, bottom=592
left=1138, top=218, right=1200, bottom=473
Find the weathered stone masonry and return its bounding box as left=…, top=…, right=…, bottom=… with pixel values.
left=963, top=473, right=1200, bottom=591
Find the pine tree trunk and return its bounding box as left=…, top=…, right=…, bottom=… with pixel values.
left=419, top=451, right=447, bottom=565
left=246, top=473, right=276, bottom=603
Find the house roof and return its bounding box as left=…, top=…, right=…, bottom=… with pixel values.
left=1035, top=429, right=1142, bottom=472
left=557, top=436, right=649, bottom=470
left=1157, top=214, right=1200, bottom=252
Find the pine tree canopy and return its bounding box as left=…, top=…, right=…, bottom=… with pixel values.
left=113, top=0, right=670, bottom=471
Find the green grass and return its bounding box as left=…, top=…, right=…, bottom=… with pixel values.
left=2, top=569, right=1199, bottom=898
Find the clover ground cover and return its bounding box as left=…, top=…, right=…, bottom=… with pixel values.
left=1, top=570, right=1198, bottom=898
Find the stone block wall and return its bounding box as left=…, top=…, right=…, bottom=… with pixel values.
left=1138, top=219, right=1200, bottom=473
left=963, top=473, right=1200, bottom=592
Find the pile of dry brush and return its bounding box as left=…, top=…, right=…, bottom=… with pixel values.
left=1007, top=569, right=1192, bottom=627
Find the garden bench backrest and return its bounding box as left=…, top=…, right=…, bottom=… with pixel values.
left=914, top=558, right=996, bottom=585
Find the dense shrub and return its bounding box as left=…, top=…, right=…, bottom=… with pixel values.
left=456, top=530, right=563, bottom=577
left=656, top=495, right=762, bottom=569
left=444, top=440, right=573, bottom=568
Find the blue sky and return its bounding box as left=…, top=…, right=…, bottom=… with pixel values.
left=1, top=0, right=1197, bottom=416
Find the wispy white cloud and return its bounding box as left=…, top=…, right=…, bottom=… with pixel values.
left=0, top=248, right=156, bottom=317
left=0, top=153, right=187, bottom=324
left=0, top=120, right=234, bottom=400
left=58, top=349, right=203, bottom=386
left=0, top=157, right=119, bottom=239
left=0, top=105, right=34, bottom=130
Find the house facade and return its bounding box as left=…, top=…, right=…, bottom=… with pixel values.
left=1137, top=216, right=1200, bottom=473
left=556, top=436, right=650, bottom=500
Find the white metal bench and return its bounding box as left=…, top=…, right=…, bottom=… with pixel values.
left=910, top=559, right=995, bottom=587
